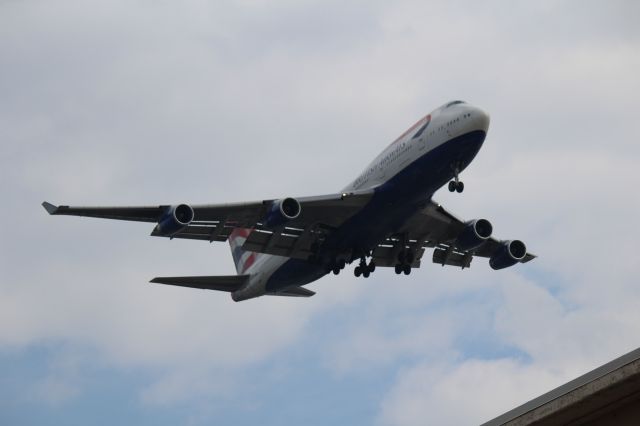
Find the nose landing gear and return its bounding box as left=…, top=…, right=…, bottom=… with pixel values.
left=448, top=180, right=464, bottom=193
left=448, top=163, right=464, bottom=193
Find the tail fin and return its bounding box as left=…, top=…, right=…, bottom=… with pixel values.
left=228, top=228, right=260, bottom=274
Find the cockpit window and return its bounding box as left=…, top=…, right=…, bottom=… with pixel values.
left=445, top=100, right=465, bottom=108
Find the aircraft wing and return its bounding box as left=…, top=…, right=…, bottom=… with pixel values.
left=42, top=194, right=533, bottom=270
left=396, top=200, right=536, bottom=268
left=238, top=199, right=535, bottom=269
left=42, top=191, right=373, bottom=244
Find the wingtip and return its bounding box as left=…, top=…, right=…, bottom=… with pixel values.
left=42, top=201, right=58, bottom=215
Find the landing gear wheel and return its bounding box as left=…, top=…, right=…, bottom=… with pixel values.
left=368, top=262, right=376, bottom=273
left=332, top=267, right=340, bottom=275
left=456, top=181, right=464, bottom=193
left=403, top=264, right=411, bottom=275
left=363, top=270, right=370, bottom=278
left=354, top=266, right=362, bottom=277
left=448, top=181, right=456, bottom=192
left=395, top=264, right=402, bottom=274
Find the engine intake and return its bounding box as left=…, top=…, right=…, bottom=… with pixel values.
left=489, top=240, right=527, bottom=270
left=263, top=197, right=301, bottom=228
left=456, top=219, right=493, bottom=251
left=156, top=204, right=194, bottom=236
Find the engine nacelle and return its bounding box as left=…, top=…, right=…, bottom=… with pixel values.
left=156, top=204, right=194, bottom=236
left=489, top=240, right=527, bottom=270
left=456, top=219, right=493, bottom=251
left=263, top=197, right=301, bottom=228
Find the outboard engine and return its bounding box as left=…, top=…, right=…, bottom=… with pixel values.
left=456, top=219, right=493, bottom=251
left=263, top=198, right=301, bottom=228
left=489, top=240, right=527, bottom=270
left=155, top=204, right=194, bottom=236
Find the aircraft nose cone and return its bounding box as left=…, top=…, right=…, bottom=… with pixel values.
left=472, top=108, right=490, bottom=133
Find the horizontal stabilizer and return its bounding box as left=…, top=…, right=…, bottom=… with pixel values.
left=150, top=275, right=250, bottom=292
left=270, top=286, right=315, bottom=297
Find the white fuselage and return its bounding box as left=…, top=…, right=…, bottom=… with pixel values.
left=343, top=102, right=490, bottom=192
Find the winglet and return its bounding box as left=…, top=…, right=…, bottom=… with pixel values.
left=42, top=201, right=59, bottom=215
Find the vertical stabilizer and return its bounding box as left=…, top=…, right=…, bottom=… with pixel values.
left=228, top=228, right=259, bottom=275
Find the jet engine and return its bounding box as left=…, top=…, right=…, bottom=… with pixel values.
left=489, top=240, right=527, bottom=270
left=155, top=204, right=194, bottom=236
left=456, top=219, right=493, bottom=251
left=263, top=197, right=301, bottom=228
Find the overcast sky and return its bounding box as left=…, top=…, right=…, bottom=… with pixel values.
left=2, top=1, right=640, bottom=425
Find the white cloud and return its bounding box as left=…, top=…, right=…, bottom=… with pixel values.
left=378, top=358, right=567, bottom=426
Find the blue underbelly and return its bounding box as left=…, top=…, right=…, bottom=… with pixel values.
left=325, top=130, right=486, bottom=251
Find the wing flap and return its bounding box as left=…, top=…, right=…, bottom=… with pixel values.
left=150, top=224, right=232, bottom=242
left=241, top=228, right=319, bottom=259
left=371, top=244, right=424, bottom=267
left=432, top=247, right=473, bottom=268
left=150, top=275, right=249, bottom=292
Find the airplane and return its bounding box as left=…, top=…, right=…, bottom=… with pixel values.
left=43, top=100, right=535, bottom=302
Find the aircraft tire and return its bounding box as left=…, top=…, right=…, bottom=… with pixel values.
left=395, top=264, right=402, bottom=274
left=456, top=182, right=464, bottom=193
left=363, top=270, right=370, bottom=278
left=403, top=265, right=411, bottom=275
left=448, top=181, right=456, bottom=192
left=354, top=266, right=362, bottom=277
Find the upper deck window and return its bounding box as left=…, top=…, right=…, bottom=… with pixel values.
left=445, top=100, right=465, bottom=108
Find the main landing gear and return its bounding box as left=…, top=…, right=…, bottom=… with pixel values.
left=448, top=163, right=464, bottom=193
left=316, top=255, right=346, bottom=275
left=395, top=249, right=414, bottom=275
left=325, top=258, right=346, bottom=275
left=354, top=257, right=376, bottom=278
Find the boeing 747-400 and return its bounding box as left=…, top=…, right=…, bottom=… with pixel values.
left=43, top=100, right=535, bottom=301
